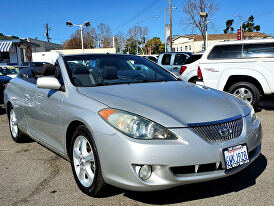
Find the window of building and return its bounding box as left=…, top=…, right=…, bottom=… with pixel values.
left=0, top=52, right=10, bottom=63
left=208, top=45, right=242, bottom=59
left=180, top=47, right=182, bottom=51
left=185, top=46, right=188, bottom=51
left=189, top=45, right=192, bottom=51
left=161, top=54, right=172, bottom=65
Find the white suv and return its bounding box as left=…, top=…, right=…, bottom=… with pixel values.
left=198, top=39, right=274, bottom=107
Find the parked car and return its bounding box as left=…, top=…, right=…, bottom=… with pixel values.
left=0, top=73, right=12, bottom=103
left=197, top=39, right=274, bottom=107
left=157, top=52, right=202, bottom=77
left=21, top=61, right=48, bottom=67
left=4, top=54, right=262, bottom=196
left=179, top=53, right=203, bottom=83
left=0, top=66, right=19, bottom=78
left=139, top=55, right=158, bottom=63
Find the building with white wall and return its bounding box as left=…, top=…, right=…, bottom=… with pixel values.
left=173, top=32, right=272, bottom=53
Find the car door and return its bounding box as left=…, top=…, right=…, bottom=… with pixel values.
left=23, top=74, right=39, bottom=136
left=32, top=66, right=65, bottom=153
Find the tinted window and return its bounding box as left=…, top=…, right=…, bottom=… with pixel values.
left=64, top=55, right=177, bottom=87
left=208, top=45, right=243, bottom=59
left=243, top=43, right=274, bottom=58
left=161, top=54, right=171, bottom=65
left=18, top=67, right=39, bottom=84
left=174, top=54, right=187, bottom=65
left=185, top=54, right=202, bottom=64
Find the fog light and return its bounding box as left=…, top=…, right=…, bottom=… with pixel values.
left=138, top=165, right=152, bottom=180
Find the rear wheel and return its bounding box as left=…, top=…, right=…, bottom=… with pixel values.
left=70, top=125, right=106, bottom=196
left=8, top=107, right=25, bottom=142
left=228, top=81, right=260, bottom=107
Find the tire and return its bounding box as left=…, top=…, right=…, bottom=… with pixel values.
left=228, top=81, right=260, bottom=107
left=8, top=107, right=25, bottom=143
left=70, top=125, right=106, bottom=197
left=188, top=76, right=198, bottom=84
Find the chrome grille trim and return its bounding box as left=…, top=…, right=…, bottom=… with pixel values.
left=190, top=117, right=243, bottom=142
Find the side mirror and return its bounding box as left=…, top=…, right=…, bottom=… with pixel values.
left=37, top=76, right=61, bottom=90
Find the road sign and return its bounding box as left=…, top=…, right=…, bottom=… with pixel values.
left=237, top=29, right=242, bottom=40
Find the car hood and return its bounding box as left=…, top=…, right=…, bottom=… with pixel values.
left=77, top=81, right=250, bottom=127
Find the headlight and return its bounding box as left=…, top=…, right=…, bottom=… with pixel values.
left=99, top=109, right=177, bottom=140
left=247, top=103, right=256, bottom=122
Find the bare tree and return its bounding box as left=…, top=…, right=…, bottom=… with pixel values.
left=182, top=0, right=218, bottom=39
left=63, top=27, right=97, bottom=49
left=114, top=31, right=126, bottom=53
left=97, top=23, right=112, bottom=48
left=127, top=25, right=148, bottom=42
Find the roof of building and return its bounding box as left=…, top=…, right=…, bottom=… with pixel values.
left=0, top=33, right=19, bottom=40
left=173, top=32, right=272, bottom=42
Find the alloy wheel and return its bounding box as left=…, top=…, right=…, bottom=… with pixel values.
left=233, top=87, right=253, bottom=104
left=73, top=135, right=95, bottom=187
left=10, top=109, right=18, bottom=138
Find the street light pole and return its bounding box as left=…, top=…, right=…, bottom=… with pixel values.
left=66, top=21, right=90, bottom=53
left=205, top=20, right=210, bottom=50
left=200, top=12, right=208, bottom=51
left=164, top=8, right=167, bottom=52
left=164, top=7, right=177, bottom=52
left=169, top=0, right=173, bottom=52
left=80, top=25, right=84, bottom=53
left=234, top=14, right=243, bottom=40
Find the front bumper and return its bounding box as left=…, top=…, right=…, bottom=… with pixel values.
left=93, top=117, right=262, bottom=191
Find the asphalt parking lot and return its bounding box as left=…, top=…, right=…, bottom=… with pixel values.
left=0, top=99, right=273, bottom=206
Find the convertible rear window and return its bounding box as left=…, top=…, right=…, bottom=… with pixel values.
left=63, top=55, right=177, bottom=87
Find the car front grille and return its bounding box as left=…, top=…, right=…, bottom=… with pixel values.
left=189, top=116, right=243, bottom=142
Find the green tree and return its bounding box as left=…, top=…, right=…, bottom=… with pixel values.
left=223, top=19, right=234, bottom=34
left=143, top=37, right=165, bottom=54
left=242, top=15, right=260, bottom=32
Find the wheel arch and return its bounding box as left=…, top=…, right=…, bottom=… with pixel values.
left=6, top=101, right=12, bottom=116
left=66, top=120, right=87, bottom=159
left=218, top=69, right=271, bottom=95
left=223, top=75, right=264, bottom=95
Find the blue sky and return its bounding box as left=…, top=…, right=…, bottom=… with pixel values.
left=1, top=0, right=273, bottom=44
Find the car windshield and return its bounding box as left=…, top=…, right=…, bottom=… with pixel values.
left=63, top=55, right=178, bottom=87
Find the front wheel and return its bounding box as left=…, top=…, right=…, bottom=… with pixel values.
left=70, top=125, right=106, bottom=196
left=228, top=81, right=260, bottom=107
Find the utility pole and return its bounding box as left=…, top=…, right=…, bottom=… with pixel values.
left=169, top=0, right=173, bottom=52
left=45, top=23, right=51, bottom=42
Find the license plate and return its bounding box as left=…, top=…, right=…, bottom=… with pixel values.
left=223, top=144, right=249, bottom=170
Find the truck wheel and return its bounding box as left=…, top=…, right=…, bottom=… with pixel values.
left=228, top=81, right=260, bottom=107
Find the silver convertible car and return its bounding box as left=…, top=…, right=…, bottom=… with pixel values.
left=4, top=54, right=262, bottom=196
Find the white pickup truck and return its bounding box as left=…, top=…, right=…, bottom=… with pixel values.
left=197, top=39, right=274, bottom=107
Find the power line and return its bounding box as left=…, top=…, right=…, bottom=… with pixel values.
left=256, top=10, right=274, bottom=18
left=113, top=0, right=160, bottom=31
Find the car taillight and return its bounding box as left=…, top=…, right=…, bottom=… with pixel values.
left=197, top=66, right=203, bottom=80
left=179, top=66, right=187, bottom=75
